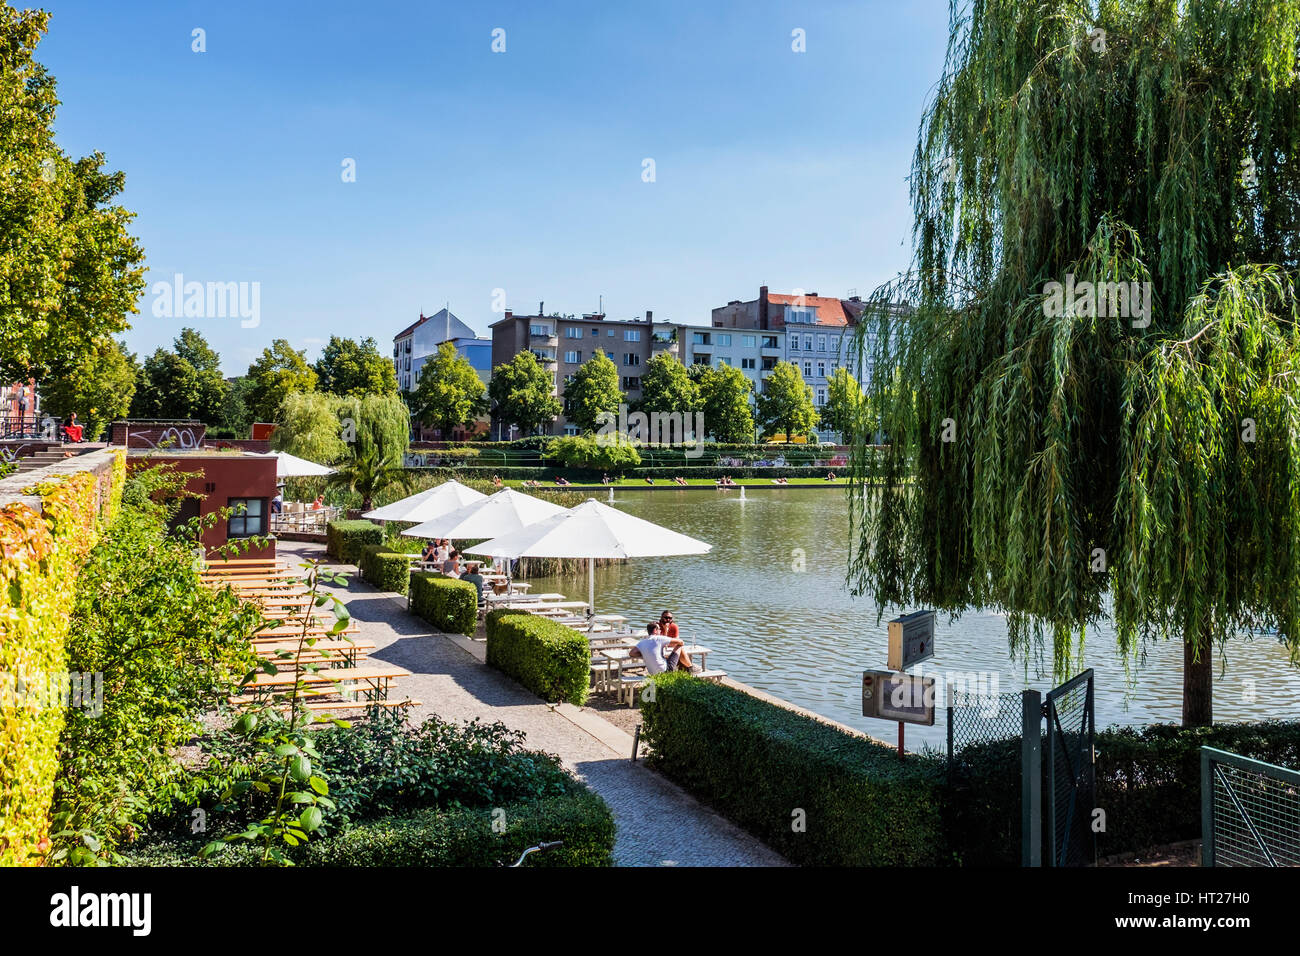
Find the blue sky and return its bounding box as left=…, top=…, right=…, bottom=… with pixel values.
left=37, top=0, right=950, bottom=375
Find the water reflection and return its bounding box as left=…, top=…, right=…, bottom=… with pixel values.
left=529, top=488, right=1300, bottom=751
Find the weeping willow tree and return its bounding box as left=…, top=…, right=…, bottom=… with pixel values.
left=848, top=0, right=1300, bottom=725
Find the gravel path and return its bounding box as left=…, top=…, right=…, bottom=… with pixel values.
left=279, top=543, right=787, bottom=867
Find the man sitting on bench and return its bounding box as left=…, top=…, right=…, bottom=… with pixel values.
left=628, top=622, right=692, bottom=674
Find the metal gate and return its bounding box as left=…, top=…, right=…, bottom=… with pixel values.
left=1022, top=669, right=1096, bottom=867
left=1201, top=747, right=1300, bottom=866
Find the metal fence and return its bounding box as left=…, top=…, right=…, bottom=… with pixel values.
left=1044, top=669, right=1095, bottom=867
left=1202, top=747, right=1300, bottom=867
left=947, top=689, right=1024, bottom=758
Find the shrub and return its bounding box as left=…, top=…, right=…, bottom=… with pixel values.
left=485, top=608, right=590, bottom=706
left=0, top=450, right=124, bottom=865
left=951, top=719, right=1300, bottom=865
left=359, top=544, right=411, bottom=594
left=543, top=434, right=641, bottom=472
left=121, top=793, right=615, bottom=867
left=410, top=572, right=478, bottom=636
left=326, top=519, right=383, bottom=563
left=640, top=673, right=947, bottom=865
left=49, top=464, right=261, bottom=865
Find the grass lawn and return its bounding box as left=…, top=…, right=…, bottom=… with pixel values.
left=500, top=477, right=847, bottom=489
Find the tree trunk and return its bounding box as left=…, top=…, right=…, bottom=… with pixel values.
left=1182, top=625, right=1213, bottom=727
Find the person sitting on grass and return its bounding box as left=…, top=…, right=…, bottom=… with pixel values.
left=673, top=476, right=688, bottom=485
left=628, top=622, right=692, bottom=674
left=825, top=471, right=837, bottom=481
left=555, top=476, right=570, bottom=486
left=602, top=473, right=611, bottom=485
left=644, top=477, right=655, bottom=485
left=460, top=561, right=486, bottom=604
left=492, top=474, right=503, bottom=488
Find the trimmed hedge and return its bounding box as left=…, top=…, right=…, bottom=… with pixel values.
left=121, top=792, right=615, bottom=867
left=359, top=544, right=411, bottom=594
left=951, top=719, right=1300, bottom=865
left=410, top=572, right=478, bottom=636
left=485, top=608, right=590, bottom=706
left=640, top=673, right=948, bottom=865
left=326, top=519, right=383, bottom=563
left=0, top=451, right=125, bottom=865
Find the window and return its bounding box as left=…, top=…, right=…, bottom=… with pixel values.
left=816, top=388, right=826, bottom=406
left=591, top=328, right=599, bottom=337
left=624, top=329, right=641, bottom=342
left=622, top=376, right=641, bottom=389
left=762, top=335, right=779, bottom=349
left=717, top=334, right=732, bottom=346
left=228, top=498, right=265, bottom=538
left=817, top=335, right=827, bottom=352
left=804, top=335, right=813, bottom=351
left=529, top=324, right=553, bottom=337
left=566, top=327, right=583, bottom=338
left=693, top=355, right=710, bottom=366
left=692, top=332, right=711, bottom=346
left=761, top=357, right=777, bottom=371
left=791, top=337, right=800, bottom=351
left=608, top=329, right=615, bottom=336
left=803, top=361, right=813, bottom=377
left=564, top=350, right=581, bottom=364
left=623, top=353, right=641, bottom=367
left=564, top=424, right=579, bottom=436
left=741, top=357, right=756, bottom=370
left=787, top=307, right=816, bottom=324
left=742, top=335, right=756, bottom=348
left=817, top=361, right=826, bottom=377
left=717, top=356, right=731, bottom=366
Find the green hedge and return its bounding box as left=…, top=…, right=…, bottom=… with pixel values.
left=358, top=544, right=411, bottom=594
left=121, top=792, right=615, bottom=867
left=410, top=572, right=478, bottom=636
left=950, top=719, right=1300, bottom=865
left=641, top=673, right=947, bottom=865
left=326, top=519, right=383, bottom=563
left=485, top=608, right=590, bottom=706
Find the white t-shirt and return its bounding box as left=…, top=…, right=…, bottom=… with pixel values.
left=634, top=636, right=673, bottom=675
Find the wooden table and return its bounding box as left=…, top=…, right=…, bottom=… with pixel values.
left=239, top=663, right=411, bottom=702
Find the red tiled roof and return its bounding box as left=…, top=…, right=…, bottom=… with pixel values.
left=767, top=293, right=849, bottom=327
left=394, top=315, right=425, bottom=339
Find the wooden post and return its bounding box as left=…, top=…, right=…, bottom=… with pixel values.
left=898, top=721, right=905, bottom=757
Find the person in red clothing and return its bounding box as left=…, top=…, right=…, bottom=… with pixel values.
left=63, top=411, right=83, bottom=443
left=658, top=610, right=678, bottom=640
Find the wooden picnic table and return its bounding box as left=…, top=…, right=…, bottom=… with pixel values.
left=239, top=663, right=411, bottom=701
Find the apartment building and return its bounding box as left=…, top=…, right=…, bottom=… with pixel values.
left=392, top=308, right=491, bottom=393
left=490, top=305, right=658, bottom=435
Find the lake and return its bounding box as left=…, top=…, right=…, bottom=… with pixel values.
left=528, top=487, right=1300, bottom=751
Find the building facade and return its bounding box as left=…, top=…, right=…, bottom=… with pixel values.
left=392, top=309, right=491, bottom=393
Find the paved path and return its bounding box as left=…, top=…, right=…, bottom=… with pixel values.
left=278, top=544, right=787, bottom=867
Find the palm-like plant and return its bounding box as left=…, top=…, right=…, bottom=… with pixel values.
left=326, top=445, right=409, bottom=512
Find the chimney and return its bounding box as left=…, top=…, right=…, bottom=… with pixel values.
left=759, top=285, right=769, bottom=331
left=539, top=301, right=544, bottom=317
left=645, top=310, right=653, bottom=325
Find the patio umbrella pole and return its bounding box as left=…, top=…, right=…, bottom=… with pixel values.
left=588, top=557, right=595, bottom=631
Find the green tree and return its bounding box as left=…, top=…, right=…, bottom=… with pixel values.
left=639, top=353, right=700, bottom=417
left=488, top=351, right=561, bottom=437
left=327, top=444, right=410, bottom=512
left=39, top=337, right=137, bottom=441
left=248, top=339, right=318, bottom=423
left=756, top=361, right=817, bottom=442
left=315, top=335, right=398, bottom=397
left=821, top=366, right=864, bottom=439
left=849, top=0, right=1300, bottom=726
left=0, top=9, right=147, bottom=384
left=215, top=375, right=255, bottom=437
left=272, top=391, right=349, bottom=464
left=410, top=341, right=487, bottom=438
left=697, top=364, right=755, bottom=443
left=130, top=328, right=228, bottom=423
left=544, top=434, right=641, bottom=473
left=337, top=392, right=411, bottom=466
left=564, top=350, right=622, bottom=433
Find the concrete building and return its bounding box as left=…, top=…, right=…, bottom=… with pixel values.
left=391, top=308, right=491, bottom=393
left=490, top=305, right=659, bottom=436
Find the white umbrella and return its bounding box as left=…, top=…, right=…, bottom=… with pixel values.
left=266, top=451, right=334, bottom=478
left=363, top=479, right=486, bottom=523
left=467, top=498, right=712, bottom=616
left=400, top=487, right=567, bottom=541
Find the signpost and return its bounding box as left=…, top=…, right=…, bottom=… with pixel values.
left=864, top=610, right=937, bottom=757
left=888, top=610, right=935, bottom=671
